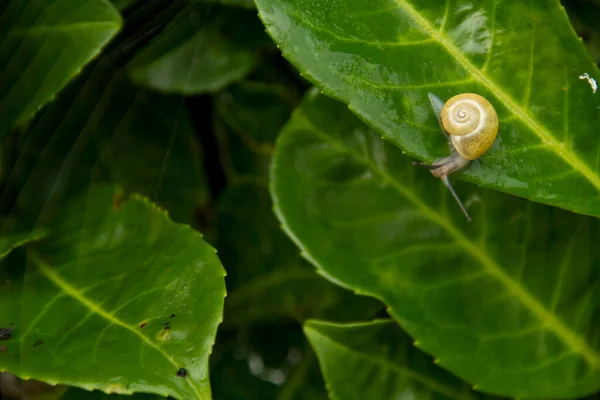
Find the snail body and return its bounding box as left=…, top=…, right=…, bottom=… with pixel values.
left=413, top=92, right=499, bottom=221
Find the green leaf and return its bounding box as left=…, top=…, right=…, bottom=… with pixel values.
left=271, top=89, right=600, bottom=398
left=0, top=0, right=122, bottom=133
left=305, top=320, right=493, bottom=400
left=128, top=4, right=269, bottom=94
left=3, top=59, right=208, bottom=227
left=256, top=0, right=600, bottom=217
left=0, top=185, right=225, bottom=399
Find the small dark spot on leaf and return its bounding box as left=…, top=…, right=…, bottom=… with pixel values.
left=164, top=325, right=170, bottom=330
left=176, top=368, right=187, bottom=378
left=164, top=322, right=169, bottom=326
left=33, top=340, right=43, bottom=347
left=140, top=321, right=147, bottom=329
left=0, top=346, right=6, bottom=353
left=170, top=314, right=176, bottom=319
left=0, top=327, right=14, bottom=341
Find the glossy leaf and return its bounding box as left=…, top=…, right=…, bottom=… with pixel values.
left=256, top=0, right=600, bottom=217
left=271, top=89, right=600, bottom=398
left=128, top=4, right=269, bottom=94
left=305, top=320, right=497, bottom=400
left=0, top=185, right=225, bottom=399
left=0, top=0, right=121, bottom=133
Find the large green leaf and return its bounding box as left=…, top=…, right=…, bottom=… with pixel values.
left=271, top=89, right=600, bottom=398
left=0, top=0, right=121, bottom=133
left=0, top=185, right=225, bottom=399
left=2, top=58, right=208, bottom=228
left=256, top=0, right=600, bottom=217
left=305, top=320, right=496, bottom=400
left=127, top=3, right=270, bottom=94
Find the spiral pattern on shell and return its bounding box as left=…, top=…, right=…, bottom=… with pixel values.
left=440, top=93, right=498, bottom=160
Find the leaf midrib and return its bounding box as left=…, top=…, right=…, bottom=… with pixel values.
left=394, top=0, right=600, bottom=192
left=299, top=117, right=600, bottom=373
left=305, top=324, right=477, bottom=400
left=28, top=251, right=206, bottom=400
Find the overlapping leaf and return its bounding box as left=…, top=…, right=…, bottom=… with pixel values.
left=2, top=57, right=208, bottom=228
left=305, top=320, right=499, bottom=400
left=128, top=3, right=270, bottom=94
left=256, top=0, right=600, bottom=217
left=0, top=0, right=121, bottom=133
left=271, top=89, right=600, bottom=398
left=0, top=185, right=226, bottom=399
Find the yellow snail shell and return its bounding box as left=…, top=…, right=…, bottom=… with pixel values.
left=440, top=93, right=498, bottom=160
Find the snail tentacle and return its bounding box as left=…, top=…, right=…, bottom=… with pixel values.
left=413, top=92, right=499, bottom=221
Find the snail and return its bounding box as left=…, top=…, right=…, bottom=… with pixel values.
left=413, top=93, right=498, bottom=221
